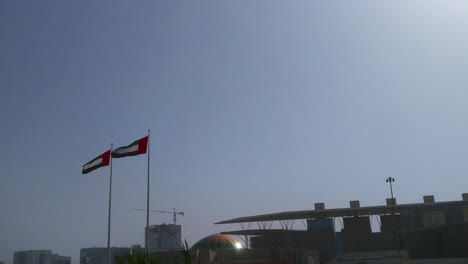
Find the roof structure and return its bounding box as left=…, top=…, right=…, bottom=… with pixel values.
left=215, top=200, right=468, bottom=224
left=221, top=229, right=306, bottom=236
left=191, top=234, right=239, bottom=250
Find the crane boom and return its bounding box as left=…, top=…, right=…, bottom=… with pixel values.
left=132, top=208, right=184, bottom=225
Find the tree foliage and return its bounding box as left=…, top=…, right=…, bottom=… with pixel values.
left=115, top=241, right=192, bottom=264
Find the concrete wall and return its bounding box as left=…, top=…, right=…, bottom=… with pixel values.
left=249, top=230, right=334, bottom=263
left=400, top=222, right=468, bottom=259
left=189, top=248, right=319, bottom=264
left=380, top=215, right=400, bottom=232
left=422, top=212, right=446, bottom=228
left=307, top=219, right=334, bottom=232
left=342, top=217, right=371, bottom=234
left=403, top=259, right=468, bottom=264
left=333, top=250, right=405, bottom=264
left=340, top=232, right=397, bottom=253
left=463, top=206, right=468, bottom=222
left=329, top=258, right=468, bottom=264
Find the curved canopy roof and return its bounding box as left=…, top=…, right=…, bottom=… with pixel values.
left=215, top=200, right=468, bottom=224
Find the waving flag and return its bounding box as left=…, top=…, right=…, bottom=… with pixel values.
left=82, top=150, right=111, bottom=174
left=111, top=136, right=148, bottom=158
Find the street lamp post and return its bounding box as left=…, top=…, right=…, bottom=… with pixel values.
left=386, top=177, right=401, bottom=264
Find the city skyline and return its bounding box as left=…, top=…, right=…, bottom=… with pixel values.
left=13, top=250, right=70, bottom=264
left=3, top=1, right=468, bottom=264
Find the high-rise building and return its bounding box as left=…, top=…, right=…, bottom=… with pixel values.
left=13, top=251, right=53, bottom=264
left=145, top=224, right=182, bottom=253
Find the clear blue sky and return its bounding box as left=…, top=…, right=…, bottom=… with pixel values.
left=2, top=1, right=468, bottom=264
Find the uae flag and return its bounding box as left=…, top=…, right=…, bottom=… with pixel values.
left=82, top=150, right=111, bottom=174
left=112, top=136, right=148, bottom=158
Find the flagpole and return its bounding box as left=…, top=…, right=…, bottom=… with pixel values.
left=108, top=143, right=113, bottom=264
left=146, top=130, right=150, bottom=255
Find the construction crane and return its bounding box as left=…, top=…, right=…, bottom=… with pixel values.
left=132, top=208, right=184, bottom=225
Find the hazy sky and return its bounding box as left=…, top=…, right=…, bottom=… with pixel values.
left=2, top=1, right=468, bottom=264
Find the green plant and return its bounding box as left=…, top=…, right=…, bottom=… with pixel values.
left=115, top=247, right=158, bottom=264
left=115, top=240, right=192, bottom=264
left=181, top=240, right=192, bottom=264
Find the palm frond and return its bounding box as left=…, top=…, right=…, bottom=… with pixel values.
left=115, top=247, right=158, bottom=264
left=181, top=240, right=192, bottom=264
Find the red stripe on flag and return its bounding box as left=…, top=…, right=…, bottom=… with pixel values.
left=137, top=136, right=148, bottom=155
left=102, top=150, right=111, bottom=166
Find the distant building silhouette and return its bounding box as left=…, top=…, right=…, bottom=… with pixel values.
left=145, top=224, right=182, bottom=253
left=14, top=251, right=70, bottom=264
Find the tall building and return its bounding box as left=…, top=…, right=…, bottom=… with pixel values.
left=145, top=224, right=182, bottom=253
left=13, top=251, right=53, bottom=264
left=80, top=248, right=126, bottom=264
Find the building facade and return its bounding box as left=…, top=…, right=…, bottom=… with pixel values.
left=14, top=251, right=53, bottom=264
left=145, top=224, right=182, bottom=253
left=14, top=251, right=70, bottom=264
left=217, top=193, right=468, bottom=263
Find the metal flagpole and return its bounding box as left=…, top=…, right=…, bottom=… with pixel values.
left=146, top=130, right=150, bottom=255
left=108, top=143, right=113, bottom=264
